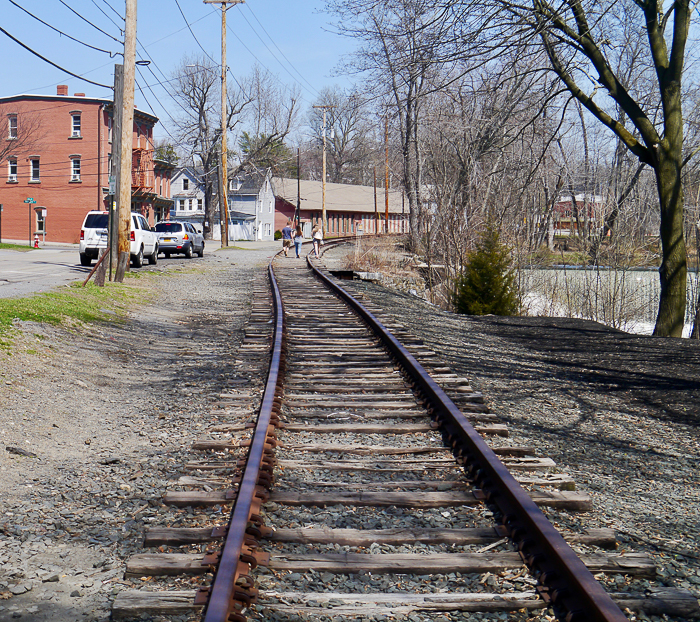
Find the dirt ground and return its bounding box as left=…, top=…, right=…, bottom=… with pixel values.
left=0, top=246, right=277, bottom=621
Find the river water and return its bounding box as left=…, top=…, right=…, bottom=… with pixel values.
left=519, top=267, right=699, bottom=337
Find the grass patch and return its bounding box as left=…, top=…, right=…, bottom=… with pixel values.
left=0, top=243, right=34, bottom=252
left=0, top=281, right=146, bottom=336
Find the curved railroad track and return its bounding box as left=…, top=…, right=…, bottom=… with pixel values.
left=113, top=242, right=699, bottom=622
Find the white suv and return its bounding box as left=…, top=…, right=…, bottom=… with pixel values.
left=79, top=211, right=159, bottom=268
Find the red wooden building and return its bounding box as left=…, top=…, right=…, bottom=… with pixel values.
left=273, top=177, right=408, bottom=237
left=0, top=85, right=167, bottom=244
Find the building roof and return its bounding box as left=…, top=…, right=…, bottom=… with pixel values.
left=230, top=169, right=270, bottom=195
left=0, top=93, right=158, bottom=125
left=273, top=178, right=405, bottom=215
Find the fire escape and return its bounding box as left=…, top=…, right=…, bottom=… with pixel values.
left=131, top=147, right=154, bottom=195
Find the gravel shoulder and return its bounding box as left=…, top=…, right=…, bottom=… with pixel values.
left=0, top=245, right=277, bottom=621
left=323, top=243, right=700, bottom=615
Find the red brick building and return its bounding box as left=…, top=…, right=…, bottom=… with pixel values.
left=0, top=85, right=165, bottom=244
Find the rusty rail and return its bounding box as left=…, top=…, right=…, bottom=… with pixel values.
left=307, top=257, right=628, bottom=622
left=202, top=262, right=285, bottom=622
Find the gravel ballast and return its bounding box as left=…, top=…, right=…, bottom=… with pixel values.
left=321, top=244, right=700, bottom=620
left=0, top=245, right=277, bottom=622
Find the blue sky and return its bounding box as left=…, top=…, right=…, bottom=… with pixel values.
left=1, top=0, right=360, bottom=142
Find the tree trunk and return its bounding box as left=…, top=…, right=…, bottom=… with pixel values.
left=653, top=149, right=687, bottom=337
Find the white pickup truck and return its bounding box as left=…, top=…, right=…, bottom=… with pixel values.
left=79, top=210, right=159, bottom=267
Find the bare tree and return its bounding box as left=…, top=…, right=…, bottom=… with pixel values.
left=0, top=103, right=43, bottom=166
left=306, top=86, right=373, bottom=184
left=478, top=0, right=696, bottom=336
left=230, top=66, right=300, bottom=178
left=172, top=55, right=251, bottom=239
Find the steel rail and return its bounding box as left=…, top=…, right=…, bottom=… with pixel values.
left=202, top=262, right=285, bottom=622
left=307, top=256, right=628, bottom=622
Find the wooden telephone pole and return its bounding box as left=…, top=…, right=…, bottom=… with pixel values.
left=114, top=0, right=137, bottom=282
left=204, top=0, right=243, bottom=247
left=313, top=105, right=336, bottom=231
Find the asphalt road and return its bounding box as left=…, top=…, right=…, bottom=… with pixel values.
left=0, top=246, right=203, bottom=299
left=0, top=240, right=267, bottom=299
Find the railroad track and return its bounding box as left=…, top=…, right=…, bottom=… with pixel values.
left=113, top=246, right=699, bottom=622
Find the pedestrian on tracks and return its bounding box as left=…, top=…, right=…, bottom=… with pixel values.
left=311, top=221, right=324, bottom=258
left=294, top=224, right=304, bottom=258
left=281, top=220, right=293, bottom=257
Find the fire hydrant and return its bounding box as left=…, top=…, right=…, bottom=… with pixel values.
left=34, top=234, right=39, bottom=248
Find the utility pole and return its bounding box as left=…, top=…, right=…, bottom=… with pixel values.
left=373, top=166, right=378, bottom=234
left=204, top=0, right=243, bottom=247
left=109, top=64, right=124, bottom=281
left=384, top=115, right=389, bottom=233
left=296, top=147, right=301, bottom=225
left=114, top=0, right=137, bottom=282
left=313, top=105, right=335, bottom=231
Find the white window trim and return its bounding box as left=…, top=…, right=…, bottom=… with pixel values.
left=8, top=115, right=17, bottom=140
left=30, top=158, right=40, bottom=181
left=71, top=114, right=81, bottom=137
left=8, top=158, right=17, bottom=182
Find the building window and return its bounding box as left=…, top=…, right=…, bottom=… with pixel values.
left=183, top=178, right=189, bottom=190
left=8, top=158, right=17, bottom=182
left=36, top=209, right=46, bottom=233
left=71, top=158, right=81, bottom=181
left=188, top=199, right=194, bottom=211
left=8, top=115, right=17, bottom=139
left=198, top=198, right=203, bottom=211
left=72, top=114, right=81, bottom=137
left=30, top=159, right=40, bottom=182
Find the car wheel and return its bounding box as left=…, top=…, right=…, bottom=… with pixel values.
left=197, top=241, right=204, bottom=257
left=80, top=253, right=92, bottom=267
left=132, top=246, right=144, bottom=268
left=148, top=245, right=158, bottom=265
left=184, top=243, right=193, bottom=259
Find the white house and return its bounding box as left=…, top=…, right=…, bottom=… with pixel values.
left=227, top=169, right=275, bottom=241
left=171, top=167, right=206, bottom=224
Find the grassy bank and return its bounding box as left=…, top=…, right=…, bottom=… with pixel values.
left=0, top=243, right=34, bottom=251
left=0, top=278, right=150, bottom=347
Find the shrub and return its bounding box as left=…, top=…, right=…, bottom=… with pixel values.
left=454, top=226, right=519, bottom=316
left=274, top=230, right=282, bottom=240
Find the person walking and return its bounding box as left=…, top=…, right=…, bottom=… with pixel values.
left=281, top=220, right=293, bottom=257
left=311, top=221, right=324, bottom=258
left=293, top=224, right=304, bottom=258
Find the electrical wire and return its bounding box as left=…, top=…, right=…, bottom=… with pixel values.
left=98, top=0, right=124, bottom=21
left=6, top=0, right=118, bottom=55
left=90, top=0, right=124, bottom=33
left=174, top=0, right=249, bottom=96
left=58, top=0, right=122, bottom=44
left=0, top=25, right=112, bottom=89
left=242, top=2, right=320, bottom=98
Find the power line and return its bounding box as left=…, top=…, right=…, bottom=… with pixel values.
left=98, top=0, right=124, bottom=21
left=174, top=0, right=248, bottom=95
left=242, top=2, right=320, bottom=97
left=0, top=25, right=112, bottom=89
left=6, top=0, right=118, bottom=56
left=89, top=0, right=124, bottom=32
left=58, top=0, right=122, bottom=44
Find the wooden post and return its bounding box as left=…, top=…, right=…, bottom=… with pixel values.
left=115, top=0, right=137, bottom=282
left=204, top=0, right=243, bottom=246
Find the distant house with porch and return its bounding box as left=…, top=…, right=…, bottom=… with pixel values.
left=227, top=169, right=275, bottom=241
left=171, top=167, right=206, bottom=225
left=273, top=177, right=408, bottom=238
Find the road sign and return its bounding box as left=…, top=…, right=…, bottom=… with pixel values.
left=24, top=198, right=36, bottom=204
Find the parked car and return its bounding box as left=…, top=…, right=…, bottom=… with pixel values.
left=79, top=211, right=159, bottom=267
left=154, top=221, right=205, bottom=258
